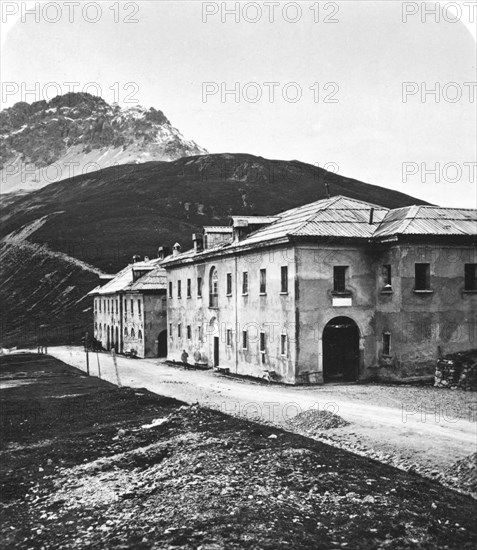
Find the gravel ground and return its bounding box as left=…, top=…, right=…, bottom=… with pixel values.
left=1, top=353, right=477, bottom=549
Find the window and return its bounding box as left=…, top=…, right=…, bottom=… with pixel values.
left=415, top=263, right=431, bottom=291
left=197, top=277, right=202, bottom=298
left=242, top=330, right=248, bottom=350
left=226, top=329, right=232, bottom=347
left=259, top=268, right=267, bottom=294
left=107, top=300, right=110, bottom=314
left=138, top=329, right=143, bottom=340
left=187, top=325, right=192, bottom=340
left=178, top=323, right=181, bottom=338
left=281, top=334, right=287, bottom=356
left=130, top=299, right=134, bottom=314
left=99, top=299, right=101, bottom=313
left=169, top=281, right=173, bottom=298
left=281, top=266, right=288, bottom=293
left=464, top=264, right=477, bottom=291
left=242, top=271, right=248, bottom=294
left=116, top=300, right=118, bottom=314
left=383, top=332, right=391, bottom=356
left=124, top=327, right=128, bottom=337
left=198, top=325, right=202, bottom=342
left=333, top=266, right=348, bottom=293
left=260, top=331, right=266, bottom=353
left=187, top=278, right=191, bottom=298
left=383, top=265, right=392, bottom=288
left=177, top=280, right=182, bottom=299
left=131, top=328, right=135, bottom=338
left=226, top=273, right=232, bottom=295
left=209, top=267, right=218, bottom=307
left=138, top=300, right=141, bottom=315
left=123, top=299, right=127, bottom=314
left=169, top=323, right=172, bottom=337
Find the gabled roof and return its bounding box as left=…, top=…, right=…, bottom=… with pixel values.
left=161, top=195, right=477, bottom=267
left=89, top=258, right=163, bottom=295
left=374, top=206, right=477, bottom=238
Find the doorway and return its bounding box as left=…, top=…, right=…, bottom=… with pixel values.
left=158, top=330, right=167, bottom=357
left=213, top=336, right=219, bottom=367
left=322, top=316, right=359, bottom=382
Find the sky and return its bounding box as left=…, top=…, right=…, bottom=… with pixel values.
left=1, top=0, right=476, bottom=207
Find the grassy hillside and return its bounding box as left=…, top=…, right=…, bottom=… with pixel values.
left=0, top=241, right=100, bottom=347
left=1, top=153, right=429, bottom=273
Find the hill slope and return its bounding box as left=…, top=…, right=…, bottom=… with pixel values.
left=0, top=153, right=429, bottom=273
left=0, top=93, right=207, bottom=194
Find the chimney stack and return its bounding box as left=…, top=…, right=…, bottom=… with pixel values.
left=325, top=183, right=330, bottom=199
left=192, top=233, right=203, bottom=253
left=172, top=242, right=181, bottom=256
left=132, top=254, right=141, bottom=263
left=157, top=246, right=170, bottom=260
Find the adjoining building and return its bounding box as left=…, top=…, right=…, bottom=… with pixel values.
left=89, top=255, right=168, bottom=357
left=162, top=195, right=477, bottom=384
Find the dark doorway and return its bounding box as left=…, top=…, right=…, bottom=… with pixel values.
left=213, top=337, right=219, bottom=367
left=322, top=316, right=359, bottom=382
left=158, top=330, right=167, bottom=357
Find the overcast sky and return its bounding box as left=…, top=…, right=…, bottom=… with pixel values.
left=1, top=1, right=476, bottom=206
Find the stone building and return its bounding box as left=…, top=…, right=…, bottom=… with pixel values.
left=162, top=195, right=477, bottom=384
left=90, top=257, right=168, bottom=357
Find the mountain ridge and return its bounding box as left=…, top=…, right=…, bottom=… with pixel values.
left=0, top=93, right=207, bottom=194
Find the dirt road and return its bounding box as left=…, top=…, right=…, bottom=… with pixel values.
left=47, top=346, right=476, bottom=481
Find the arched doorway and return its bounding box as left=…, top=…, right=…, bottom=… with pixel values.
left=322, top=316, right=359, bottom=382
left=158, top=330, right=167, bottom=357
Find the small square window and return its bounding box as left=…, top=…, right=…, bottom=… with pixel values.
left=383, top=332, right=391, bottom=356
left=415, top=263, right=430, bottom=291
left=464, top=264, right=477, bottom=291
left=242, top=330, right=248, bottom=350
left=259, top=269, right=267, bottom=294
left=197, top=277, right=202, bottom=298
left=280, top=334, right=287, bottom=356
left=260, top=331, right=265, bottom=352
left=242, top=271, right=248, bottom=294
left=333, top=266, right=348, bottom=293
left=281, top=266, right=288, bottom=293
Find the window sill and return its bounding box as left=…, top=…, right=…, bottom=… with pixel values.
left=208, top=306, right=219, bottom=310
left=242, top=292, right=248, bottom=296
left=280, top=291, right=289, bottom=295
left=331, top=291, right=352, bottom=297
left=226, top=293, right=232, bottom=297
left=380, top=289, right=393, bottom=295
left=259, top=292, right=267, bottom=296
left=413, top=290, right=434, bottom=294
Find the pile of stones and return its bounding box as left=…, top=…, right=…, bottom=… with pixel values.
left=435, top=350, right=477, bottom=391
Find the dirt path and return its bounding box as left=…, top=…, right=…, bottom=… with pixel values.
left=46, top=346, right=476, bottom=481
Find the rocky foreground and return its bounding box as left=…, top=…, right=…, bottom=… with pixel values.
left=1, top=353, right=476, bottom=549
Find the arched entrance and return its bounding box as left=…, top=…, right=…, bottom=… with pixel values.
left=322, top=316, right=359, bottom=382
left=158, top=330, right=167, bottom=357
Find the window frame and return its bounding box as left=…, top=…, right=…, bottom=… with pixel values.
left=464, top=263, right=477, bottom=291
left=382, top=332, right=391, bottom=356
left=280, top=334, right=287, bottom=356
left=242, top=271, right=249, bottom=295
left=242, top=330, right=248, bottom=350
left=177, top=280, right=182, bottom=299
left=226, top=272, right=232, bottom=296
left=259, top=268, right=267, bottom=295
left=197, top=276, right=202, bottom=298
left=209, top=267, right=218, bottom=308
left=414, top=263, right=431, bottom=292
left=187, top=278, right=191, bottom=298
left=226, top=328, right=233, bottom=347
left=333, top=266, right=349, bottom=294
left=280, top=265, right=288, bottom=294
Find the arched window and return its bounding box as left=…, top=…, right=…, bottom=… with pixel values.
left=209, top=266, right=218, bottom=307
left=124, top=327, right=128, bottom=337
left=131, top=328, right=135, bottom=338
left=138, top=329, right=143, bottom=339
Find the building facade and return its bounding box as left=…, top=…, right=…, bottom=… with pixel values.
left=90, top=258, right=168, bottom=358
left=162, top=196, right=477, bottom=384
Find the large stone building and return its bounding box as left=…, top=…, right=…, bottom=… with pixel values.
left=90, top=258, right=168, bottom=357
left=162, top=196, right=477, bottom=384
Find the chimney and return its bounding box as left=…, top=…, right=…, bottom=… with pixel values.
left=144, top=256, right=150, bottom=262
left=157, top=246, right=170, bottom=260
left=132, top=254, right=141, bottom=263
left=325, top=183, right=330, bottom=199
left=172, top=242, right=181, bottom=256
left=192, top=233, right=203, bottom=253
left=369, top=208, right=374, bottom=225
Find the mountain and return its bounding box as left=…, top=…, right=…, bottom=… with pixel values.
left=0, top=93, right=207, bottom=194
left=1, top=153, right=429, bottom=274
